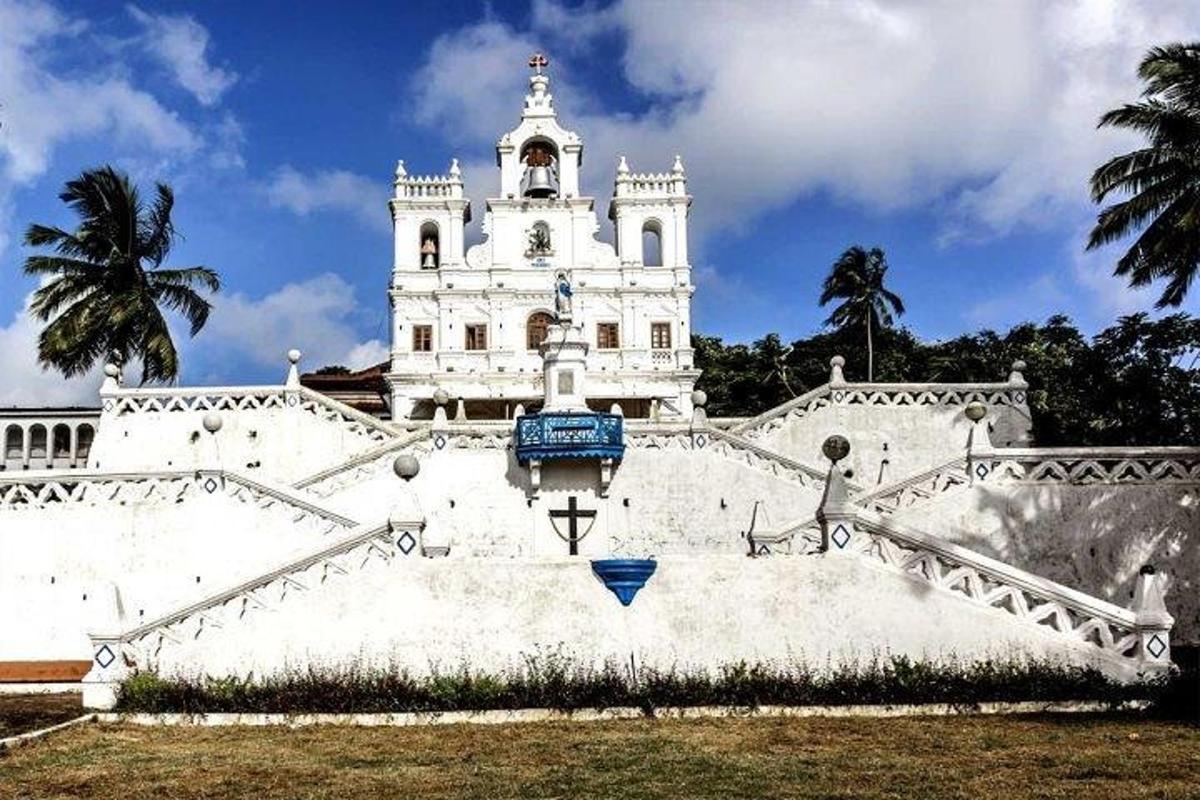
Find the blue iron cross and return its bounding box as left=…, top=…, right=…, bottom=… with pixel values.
left=549, top=496, right=596, bottom=556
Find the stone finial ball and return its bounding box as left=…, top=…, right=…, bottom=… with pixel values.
left=1011, top=359, right=1027, bottom=372
left=964, top=401, right=987, bottom=422
left=287, top=349, right=302, bottom=365
left=201, top=413, right=223, bottom=433
left=822, top=435, right=851, bottom=463
left=432, top=388, right=450, bottom=406
left=691, top=389, right=708, bottom=408
left=830, top=355, right=846, bottom=367
left=393, top=454, right=420, bottom=481
left=103, top=363, right=120, bottom=378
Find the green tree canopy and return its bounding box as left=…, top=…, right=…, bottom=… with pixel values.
left=694, top=314, right=1200, bottom=446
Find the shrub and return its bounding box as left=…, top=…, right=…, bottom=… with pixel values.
left=112, top=656, right=1179, bottom=716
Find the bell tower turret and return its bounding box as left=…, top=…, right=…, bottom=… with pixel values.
left=496, top=54, right=582, bottom=200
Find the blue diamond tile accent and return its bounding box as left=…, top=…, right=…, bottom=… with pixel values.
left=95, top=644, right=115, bottom=668
left=203, top=478, right=219, bottom=494
left=975, top=463, right=989, bottom=479
left=287, top=394, right=298, bottom=407
left=102, top=399, right=114, bottom=412
left=756, top=544, right=771, bottom=556
left=1014, top=391, right=1026, bottom=403
left=434, top=435, right=447, bottom=450
left=833, top=391, right=844, bottom=402
left=1147, top=633, right=1166, bottom=659
left=396, top=531, right=416, bottom=555
left=832, top=524, right=850, bottom=549
left=694, top=434, right=707, bottom=449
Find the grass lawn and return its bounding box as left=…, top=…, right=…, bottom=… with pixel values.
left=1, top=714, right=1199, bottom=799
left=0, top=694, right=83, bottom=739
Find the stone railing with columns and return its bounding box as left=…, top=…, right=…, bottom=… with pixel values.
left=83, top=518, right=415, bottom=707
left=90, top=353, right=403, bottom=480
left=700, top=427, right=854, bottom=493
left=815, top=454, right=1173, bottom=678
left=1, top=408, right=100, bottom=471
left=293, top=428, right=432, bottom=496
left=974, top=446, right=1200, bottom=485
left=613, top=155, right=687, bottom=198
left=730, top=357, right=1032, bottom=443
left=0, top=468, right=357, bottom=534
left=99, top=386, right=396, bottom=448
left=755, top=444, right=1200, bottom=555
left=99, top=351, right=398, bottom=443
left=392, top=159, right=464, bottom=200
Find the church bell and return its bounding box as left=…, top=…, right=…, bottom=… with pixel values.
left=524, top=165, right=557, bottom=198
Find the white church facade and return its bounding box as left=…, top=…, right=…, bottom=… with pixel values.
left=0, top=58, right=1195, bottom=710
left=386, top=59, right=698, bottom=420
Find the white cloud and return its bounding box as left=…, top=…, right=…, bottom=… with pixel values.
left=263, top=165, right=390, bottom=232
left=198, top=274, right=388, bottom=373
left=0, top=276, right=389, bottom=403
left=410, top=0, right=1200, bottom=243
left=0, top=293, right=102, bottom=407
left=127, top=4, right=238, bottom=107
left=0, top=0, right=200, bottom=186
left=207, top=112, right=246, bottom=170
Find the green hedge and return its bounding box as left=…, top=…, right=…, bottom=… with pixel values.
left=113, top=656, right=1174, bottom=715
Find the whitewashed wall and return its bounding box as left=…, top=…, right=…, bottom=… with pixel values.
left=0, top=484, right=351, bottom=660
left=90, top=404, right=388, bottom=484
left=891, top=482, right=1200, bottom=642
left=319, top=437, right=826, bottom=558
left=142, top=553, right=1134, bottom=681
left=756, top=403, right=1031, bottom=486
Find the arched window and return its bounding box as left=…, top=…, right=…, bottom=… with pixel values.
left=642, top=219, right=663, bottom=266
left=28, top=425, right=47, bottom=459
left=52, top=424, right=71, bottom=458
left=419, top=221, right=440, bottom=269
left=76, top=424, right=95, bottom=460
left=3, top=425, right=22, bottom=459
left=527, top=311, right=555, bottom=350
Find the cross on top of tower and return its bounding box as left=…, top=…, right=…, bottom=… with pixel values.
left=529, top=52, right=549, bottom=74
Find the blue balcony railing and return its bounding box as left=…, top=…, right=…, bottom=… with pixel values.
left=514, top=412, right=625, bottom=464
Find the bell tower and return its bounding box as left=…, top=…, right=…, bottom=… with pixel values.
left=496, top=54, right=582, bottom=201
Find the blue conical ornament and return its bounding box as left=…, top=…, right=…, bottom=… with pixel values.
left=591, top=559, right=657, bottom=606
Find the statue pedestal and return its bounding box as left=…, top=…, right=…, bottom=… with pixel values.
left=540, top=322, right=590, bottom=413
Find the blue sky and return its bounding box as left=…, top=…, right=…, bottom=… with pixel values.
left=1, top=0, right=1198, bottom=404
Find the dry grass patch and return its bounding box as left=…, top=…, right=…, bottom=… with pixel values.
left=0, top=693, right=83, bottom=739
left=2, top=714, right=1200, bottom=798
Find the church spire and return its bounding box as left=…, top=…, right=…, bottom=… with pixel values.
left=523, top=52, right=555, bottom=120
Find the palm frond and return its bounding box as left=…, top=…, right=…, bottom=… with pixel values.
left=148, top=266, right=221, bottom=293
left=1089, top=147, right=1191, bottom=202
left=1098, top=100, right=1200, bottom=146
left=22, top=255, right=103, bottom=278
left=136, top=304, right=179, bottom=384
left=28, top=276, right=100, bottom=321
left=153, top=282, right=213, bottom=336
left=141, top=182, right=176, bottom=267
left=1087, top=172, right=1194, bottom=249
left=36, top=295, right=111, bottom=378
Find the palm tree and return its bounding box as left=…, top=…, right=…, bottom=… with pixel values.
left=22, top=166, right=219, bottom=383
left=819, top=246, right=905, bottom=382
left=1087, top=42, right=1200, bottom=308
